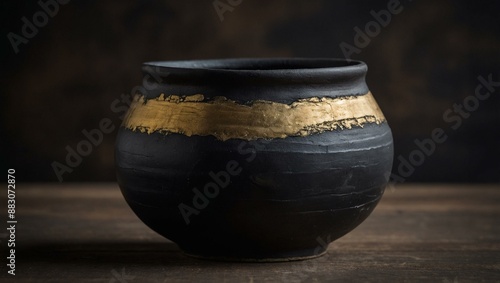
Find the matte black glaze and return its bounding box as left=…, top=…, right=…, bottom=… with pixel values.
left=141, top=58, right=369, bottom=103
left=116, top=58, right=393, bottom=261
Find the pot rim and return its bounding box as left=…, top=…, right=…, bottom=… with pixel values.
left=144, top=58, right=365, bottom=71
left=142, top=58, right=367, bottom=84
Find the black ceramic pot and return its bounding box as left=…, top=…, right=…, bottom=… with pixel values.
left=115, top=58, right=393, bottom=261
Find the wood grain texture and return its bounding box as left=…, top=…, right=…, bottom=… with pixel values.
left=0, top=184, right=499, bottom=282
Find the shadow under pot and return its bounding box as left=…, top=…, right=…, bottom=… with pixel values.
left=115, top=58, right=394, bottom=262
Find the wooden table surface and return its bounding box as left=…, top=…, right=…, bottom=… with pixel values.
left=1, top=184, right=499, bottom=282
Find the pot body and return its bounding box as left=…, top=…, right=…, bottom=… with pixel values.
left=115, top=58, right=393, bottom=261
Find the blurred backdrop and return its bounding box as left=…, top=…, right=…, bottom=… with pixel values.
left=1, top=0, right=499, bottom=182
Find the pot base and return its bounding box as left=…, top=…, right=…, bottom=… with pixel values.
left=182, top=247, right=328, bottom=262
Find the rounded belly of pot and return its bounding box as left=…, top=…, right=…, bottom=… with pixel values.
left=115, top=121, right=393, bottom=260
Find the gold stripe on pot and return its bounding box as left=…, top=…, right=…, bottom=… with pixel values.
left=123, top=92, right=386, bottom=141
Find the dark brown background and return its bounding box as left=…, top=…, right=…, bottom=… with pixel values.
left=1, top=0, right=499, bottom=182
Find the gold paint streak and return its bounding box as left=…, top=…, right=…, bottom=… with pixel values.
left=122, top=92, right=386, bottom=141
